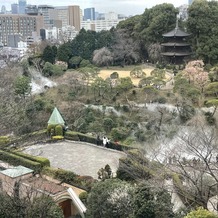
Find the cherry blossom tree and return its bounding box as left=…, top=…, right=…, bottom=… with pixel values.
left=183, top=60, right=209, bottom=93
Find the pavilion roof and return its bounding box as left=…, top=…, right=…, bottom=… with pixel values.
left=162, top=27, right=191, bottom=37
left=48, top=107, right=65, bottom=125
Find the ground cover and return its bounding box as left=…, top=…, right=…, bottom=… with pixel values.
left=98, top=65, right=171, bottom=86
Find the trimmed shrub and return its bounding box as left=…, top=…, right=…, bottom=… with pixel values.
left=52, top=136, right=64, bottom=140
left=55, top=125, right=63, bottom=136
left=0, top=150, right=41, bottom=173
left=47, top=124, right=56, bottom=136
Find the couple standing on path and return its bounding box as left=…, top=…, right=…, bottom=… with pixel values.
left=103, top=136, right=110, bottom=147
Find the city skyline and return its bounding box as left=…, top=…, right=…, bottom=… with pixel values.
left=2, top=0, right=188, bottom=16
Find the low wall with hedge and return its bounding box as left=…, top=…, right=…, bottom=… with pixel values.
left=65, top=131, right=132, bottom=151
left=10, top=151, right=50, bottom=168
left=0, top=150, right=42, bottom=173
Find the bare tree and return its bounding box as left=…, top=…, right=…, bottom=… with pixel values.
left=112, top=29, right=140, bottom=66
left=92, top=47, right=113, bottom=67
left=151, top=120, right=218, bottom=210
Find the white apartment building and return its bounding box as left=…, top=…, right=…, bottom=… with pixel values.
left=81, top=12, right=125, bottom=32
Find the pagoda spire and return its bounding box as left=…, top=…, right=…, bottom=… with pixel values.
left=176, top=14, right=179, bottom=29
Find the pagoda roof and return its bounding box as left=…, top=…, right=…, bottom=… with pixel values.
left=48, top=107, right=65, bottom=125
left=162, top=27, right=191, bottom=37
left=161, top=42, right=190, bottom=47
left=161, top=52, right=192, bottom=57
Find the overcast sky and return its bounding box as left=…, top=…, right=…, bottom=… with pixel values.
left=2, top=0, right=188, bottom=16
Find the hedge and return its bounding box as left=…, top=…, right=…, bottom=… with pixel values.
left=42, top=167, right=96, bottom=191
left=65, top=131, right=80, bottom=141
left=0, top=150, right=41, bottom=173
left=10, top=151, right=50, bottom=167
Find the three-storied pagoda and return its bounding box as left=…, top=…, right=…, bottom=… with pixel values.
left=161, top=19, right=192, bottom=64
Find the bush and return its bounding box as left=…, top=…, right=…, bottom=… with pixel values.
left=204, top=112, right=216, bottom=125
left=79, top=191, right=88, bottom=205
left=110, top=72, right=119, bottom=79
left=122, top=105, right=130, bottom=112
left=153, top=96, right=167, bottom=104
left=110, top=127, right=129, bottom=141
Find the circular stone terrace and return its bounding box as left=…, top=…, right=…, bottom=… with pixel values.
left=23, top=140, right=126, bottom=179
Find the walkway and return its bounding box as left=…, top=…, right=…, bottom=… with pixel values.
left=23, top=140, right=126, bottom=179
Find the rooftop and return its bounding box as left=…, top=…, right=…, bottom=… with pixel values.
left=22, top=176, right=66, bottom=195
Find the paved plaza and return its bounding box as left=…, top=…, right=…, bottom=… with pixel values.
left=23, top=140, right=126, bottom=179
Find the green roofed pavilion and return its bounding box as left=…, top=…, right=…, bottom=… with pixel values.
left=48, top=107, right=65, bottom=125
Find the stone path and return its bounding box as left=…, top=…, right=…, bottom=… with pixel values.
left=23, top=140, right=126, bottom=179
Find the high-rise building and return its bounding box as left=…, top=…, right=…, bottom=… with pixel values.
left=68, top=6, right=81, bottom=31
left=84, top=8, right=95, bottom=21
left=11, top=3, right=19, bottom=14
left=19, top=0, right=27, bottom=14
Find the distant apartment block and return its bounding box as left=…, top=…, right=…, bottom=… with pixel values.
left=84, top=8, right=95, bottom=20
left=0, top=14, right=44, bottom=47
